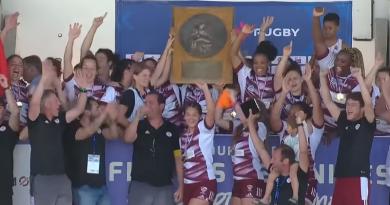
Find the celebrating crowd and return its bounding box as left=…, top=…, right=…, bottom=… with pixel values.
left=0, top=6, right=389, bottom=205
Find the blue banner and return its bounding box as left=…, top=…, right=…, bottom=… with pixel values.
left=116, top=0, right=352, bottom=64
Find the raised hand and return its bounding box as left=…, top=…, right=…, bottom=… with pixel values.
left=92, top=12, right=107, bottom=28
left=283, top=41, right=293, bottom=57
left=241, top=24, right=255, bottom=34
left=374, top=52, right=385, bottom=67
left=3, top=12, right=19, bottom=31
left=131, top=51, right=144, bottom=62
left=303, top=64, right=312, bottom=82
left=0, top=74, right=9, bottom=89
left=281, top=76, right=291, bottom=94
left=350, top=67, right=362, bottom=79
left=166, top=32, right=175, bottom=49
left=313, top=7, right=325, bottom=17
left=68, top=23, right=82, bottom=40
left=75, top=69, right=92, bottom=89
left=260, top=16, right=274, bottom=32
left=195, top=81, right=208, bottom=91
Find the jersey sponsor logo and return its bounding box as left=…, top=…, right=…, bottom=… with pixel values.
left=0, top=125, right=6, bottom=132
left=54, top=118, right=60, bottom=124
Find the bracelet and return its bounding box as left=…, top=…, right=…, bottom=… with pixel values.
left=79, top=87, right=88, bottom=93
left=297, top=123, right=303, bottom=127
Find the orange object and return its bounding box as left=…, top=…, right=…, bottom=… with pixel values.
left=217, top=89, right=235, bottom=109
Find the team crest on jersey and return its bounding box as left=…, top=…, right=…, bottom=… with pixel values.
left=345, top=126, right=349, bottom=130
left=166, top=131, right=172, bottom=137
left=200, top=186, right=208, bottom=194
left=54, top=118, right=60, bottom=124
left=145, top=130, right=150, bottom=134
left=246, top=185, right=253, bottom=192
left=355, top=124, right=360, bottom=130
left=45, top=120, right=49, bottom=124
left=0, top=125, right=6, bottom=132
left=287, top=177, right=291, bottom=183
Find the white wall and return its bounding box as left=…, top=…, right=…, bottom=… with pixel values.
left=1, top=0, right=384, bottom=71
left=2, top=0, right=115, bottom=64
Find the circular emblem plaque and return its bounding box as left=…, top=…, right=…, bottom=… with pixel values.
left=179, top=13, right=227, bottom=58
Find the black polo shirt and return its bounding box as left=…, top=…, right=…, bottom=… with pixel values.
left=131, top=119, right=180, bottom=187
left=271, top=167, right=308, bottom=205
left=0, top=123, right=18, bottom=193
left=335, top=111, right=376, bottom=178
left=28, top=112, right=68, bottom=175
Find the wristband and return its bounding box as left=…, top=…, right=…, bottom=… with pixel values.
left=297, top=123, right=303, bottom=127
left=79, top=87, right=88, bottom=93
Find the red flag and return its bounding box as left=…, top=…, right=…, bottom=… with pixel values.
left=0, top=40, right=9, bottom=96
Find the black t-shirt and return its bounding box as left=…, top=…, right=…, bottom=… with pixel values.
left=63, top=121, right=78, bottom=185
left=335, top=111, right=376, bottom=178
left=131, top=119, right=180, bottom=187
left=0, top=123, right=18, bottom=191
left=63, top=120, right=106, bottom=188
left=119, top=89, right=135, bottom=118
left=271, top=167, right=308, bottom=205
left=28, top=112, right=68, bottom=175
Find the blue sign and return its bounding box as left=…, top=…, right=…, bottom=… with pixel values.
left=115, top=0, right=352, bottom=63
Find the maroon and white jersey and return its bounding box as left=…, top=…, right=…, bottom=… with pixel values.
left=232, top=122, right=267, bottom=180
left=180, top=120, right=215, bottom=184
left=100, top=84, right=125, bottom=103
left=181, top=85, right=218, bottom=115
left=11, top=79, right=29, bottom=124
left=235, top=63, right=274, bottom=109
left=155, top=82, right=182, bottom=126
left=280, top=92, right=309, bottom=121
left=64, top=74, right=107, bottom=104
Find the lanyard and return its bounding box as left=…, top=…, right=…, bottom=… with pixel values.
left=331, top=69, right=351, bottom=93
left=274, top=176, right=287, bottom=203
left=92, top=135, right=97, bottom=154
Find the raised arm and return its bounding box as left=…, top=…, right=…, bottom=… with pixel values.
left=0, top=74, right=19, bottom=131
left=65, top=70, right=91, bottom=123
left=312, top=7, right=328, bottom=58
left=258, top=16, right=274, bottom=44
left=1, top=12, right=19, bottom=44
left=270, top=78, right=289, bottom=132
left=196, top=82, right=215, bottom=128
left=80, top=12, right=107, bottom=59
left=364, top=53, right=384, bottom=89
left=231, top=24, right=253, bottom=70
left=319, top=69, right=341, bottom=119
left=274, top=41, right=292, bottom=92
left=28, top=62, right=52, bottom=121
left=296, top=111, right=309, bottom=172
left=123, top=106, right=148, bottom=143
left=351, top=67, right=375, bottom=123
left=303, top=64, right=324, bottom=127
left=247, top=110, right=271, bottom=169
left=151, top=33, right=174, bottom=87
left=63, top=23, right=82, bottom=80
left=75, top=108, right=108, bottom=140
